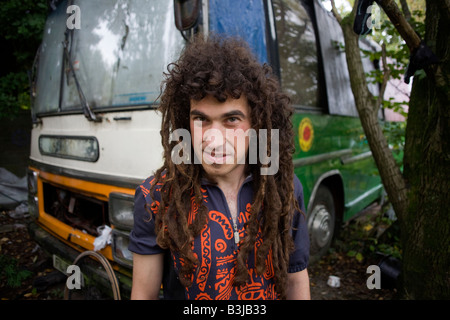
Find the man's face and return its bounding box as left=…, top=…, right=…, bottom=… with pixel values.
left=190, top=94, right=251, bottom=179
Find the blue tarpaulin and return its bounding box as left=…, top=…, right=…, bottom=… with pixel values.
left=208, top=0, right=268, bottom=64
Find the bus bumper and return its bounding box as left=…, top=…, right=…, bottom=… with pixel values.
left=28, top=221, right=132, bottom=299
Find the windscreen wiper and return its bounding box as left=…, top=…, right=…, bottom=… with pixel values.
left=62, top=39, right=101, bottom=122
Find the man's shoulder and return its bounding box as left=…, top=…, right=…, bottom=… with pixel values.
left=293, top=174, right=303, bottom=194
left=140, top=175, right=157, bottom=188
left=137, top=174, right=165, bottom=203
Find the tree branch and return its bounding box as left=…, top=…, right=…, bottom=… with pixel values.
left=398, top=0, right=412, bottom=22
left=338, top=1, right=409, bottom=221
left=376, top=0, right=421, bottom=52
left=330, top=0, right=342, bottom=24
left=376, top=43, right=391, bottom=114
left=376, top=0, right=447, bottom=104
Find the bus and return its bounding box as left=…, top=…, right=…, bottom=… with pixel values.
left=28, top=0, right=384, bottom=299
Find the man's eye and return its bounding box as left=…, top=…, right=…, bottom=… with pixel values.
left=194, top=116, right=206, bottom=122
left=227, top=117, right=239, bottom=123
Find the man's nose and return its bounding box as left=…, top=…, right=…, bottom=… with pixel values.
left=203, top=125, right=226, bottom=149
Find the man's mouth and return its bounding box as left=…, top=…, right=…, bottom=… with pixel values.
left=202, top=150, right=233, bottom=164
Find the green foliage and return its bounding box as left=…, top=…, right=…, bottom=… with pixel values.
left=365, top=4, right=426, bottom=85
left=383, top=119, right=406, bottom=168
left=359, top=5, right=426, bottom=171
left=334, top=204, right=402, bottom=264
left=0, top=254, right=33, bottom=288
left=0, top=72, right=31, bottom=117
left=0, top=0, right=48, bottom=120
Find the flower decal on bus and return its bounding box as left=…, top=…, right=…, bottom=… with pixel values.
left=299, top=117, right=314, bottom=152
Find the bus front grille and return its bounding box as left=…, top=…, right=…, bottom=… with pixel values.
left=42, top=182, right=109, bottom=237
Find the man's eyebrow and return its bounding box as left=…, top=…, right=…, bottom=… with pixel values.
left=190, top=109, right=247, bottom=118
left=190, top=110, right=207, bottom=117
left=222, top=110, right=246, bottom=118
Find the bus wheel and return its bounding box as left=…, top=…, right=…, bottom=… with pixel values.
left=307, top=186, right=336, bottom=261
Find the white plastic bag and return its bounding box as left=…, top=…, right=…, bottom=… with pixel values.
left=93, top=225, right=112, bottom=251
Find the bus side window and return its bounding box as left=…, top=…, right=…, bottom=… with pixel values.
left=272, top=0, right=320, bottom=111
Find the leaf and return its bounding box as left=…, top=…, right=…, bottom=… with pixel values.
left=356, top=252, right=364, bottom=262
left=347, top=250, right=356, bottom=257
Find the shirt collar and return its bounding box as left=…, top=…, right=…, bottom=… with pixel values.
left=200, top=173, right=253, bottom=187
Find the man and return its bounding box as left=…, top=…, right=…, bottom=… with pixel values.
left=128, top=35, right=310, bottom=300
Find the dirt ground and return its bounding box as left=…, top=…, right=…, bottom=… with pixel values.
left=0, top=205, right=397, bottom=300
left=308, top=251, right=396, bottom=300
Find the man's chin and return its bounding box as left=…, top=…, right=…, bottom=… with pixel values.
left=201, top=162, right=241, bottom=177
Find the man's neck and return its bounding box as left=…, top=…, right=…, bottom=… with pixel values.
left=211, top=165, right=247, bottom=224
left=213, top=166, right=247, bottom=194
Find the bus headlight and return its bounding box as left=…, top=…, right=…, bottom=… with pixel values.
left=38, top=135, right=99, bottom=162
left=109, top=192, right=134, bottom=230
left=112, top=229, right=133, bottom=267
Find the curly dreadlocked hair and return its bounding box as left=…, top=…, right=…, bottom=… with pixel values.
left=150, top=35, right=299, bottom=299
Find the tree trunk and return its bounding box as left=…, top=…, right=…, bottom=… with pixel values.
left=401, top=0, right=450, bottom=299
left=335, top=0, right=450, bottom=299
left=339, top=11, right=409, bottom=222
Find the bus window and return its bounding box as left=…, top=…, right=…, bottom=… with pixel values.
left=33, top=3, right=66, bottom=114
left=208, top=0, right=268, bottom=64
left=34, top=0, right=184, bottom=115
left=313, top=0, right=356, bottom=117
left=272, top=0, right=319, bottom=110
left=313, top=1, right=380, bottom=117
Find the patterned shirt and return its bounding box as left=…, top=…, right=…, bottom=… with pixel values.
left=128, top=174, right=309, bottom=300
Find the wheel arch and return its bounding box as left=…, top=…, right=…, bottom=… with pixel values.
left=307, top=170, right=345, bottom=226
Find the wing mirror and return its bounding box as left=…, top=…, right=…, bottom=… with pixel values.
left=174, top=0, right=201, bottom=31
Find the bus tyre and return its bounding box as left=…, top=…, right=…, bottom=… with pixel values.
left=307, top=186, right=336, bottom=262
